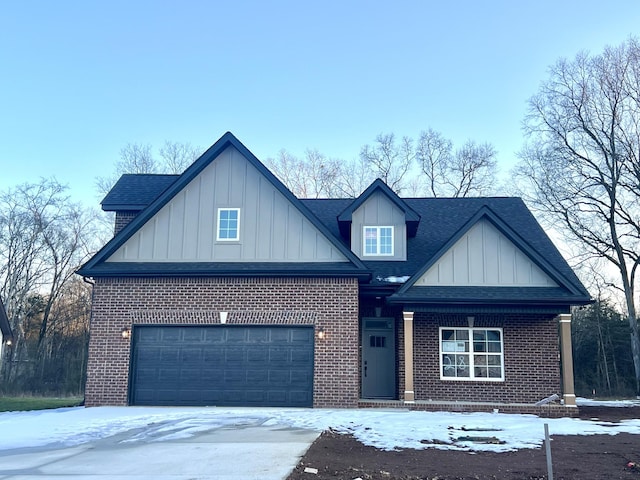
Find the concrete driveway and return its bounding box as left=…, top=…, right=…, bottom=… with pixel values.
left=0, top=418, right=320, bottom=480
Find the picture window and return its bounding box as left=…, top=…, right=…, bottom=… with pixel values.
left=439, top=327, right=504, bottom=381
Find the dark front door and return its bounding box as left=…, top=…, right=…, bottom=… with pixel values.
left=361, top=318, right=396, bottom=399
left=129, top=325, right=314, bottom=407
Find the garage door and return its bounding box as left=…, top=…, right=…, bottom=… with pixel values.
left=129, top=325, right=314, bottom=407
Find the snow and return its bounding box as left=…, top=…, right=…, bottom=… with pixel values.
left=0, top=398, right=638, bottom=454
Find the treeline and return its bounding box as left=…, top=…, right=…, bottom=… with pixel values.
left=0, top=180, right=102, bottom=396
left=573, top=300, right=637, bottom=397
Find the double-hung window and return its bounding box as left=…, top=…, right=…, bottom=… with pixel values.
left=217, top=208, right=240, bottom=241
left=439, top=327, right=504, bottom=381
left=363, top=226, right=393, bottom=256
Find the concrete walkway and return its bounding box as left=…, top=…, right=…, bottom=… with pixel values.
left=0, top=421, right=320, bottom=479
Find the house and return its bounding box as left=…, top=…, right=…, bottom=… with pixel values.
left=0, top=298, right=13, bottom=366
left=77, top=132, right=591, bottom=415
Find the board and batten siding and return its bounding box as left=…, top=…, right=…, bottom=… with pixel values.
left=106, top=146, right=347, bottom=263
left=416, top=219, right=557, bottom=286
left=350, top=191, right=407, bottom=261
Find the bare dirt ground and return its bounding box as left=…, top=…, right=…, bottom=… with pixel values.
left=287, top=406, right=640, bottom=480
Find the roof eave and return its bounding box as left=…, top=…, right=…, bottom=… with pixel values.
left=77, top=267, right=372, bottom=282
left=386, top=295, right=593, bottom=306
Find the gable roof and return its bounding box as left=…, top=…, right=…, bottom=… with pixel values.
left=337, top=179, right=421, bottom=237
left=396, top=205, right=583, bottom=295
left=303, top=197, right=591, bottom=307
left=385, top=205, right=591, bottom=308
left=78, top=132, right=369, bottom=279
left=79, top=133, right=591, bottom=309
left=0, top=298, right=12, bottom=342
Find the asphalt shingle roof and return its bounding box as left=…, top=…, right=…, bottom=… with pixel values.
left=81, top=132, right=591, bottom=308
left=101, top=174, right=179, bottom=211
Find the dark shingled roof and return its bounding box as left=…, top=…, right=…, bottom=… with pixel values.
left=78, top=133, right=367, bottom=279
left=101, top=174, right=179, bottom=211
left=79, top=133, right=591, bottom=308
left=302, top=197, right=591, bottom=305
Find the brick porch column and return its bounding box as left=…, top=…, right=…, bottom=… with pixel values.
left=403, top=311, right=415, bottom=403
left=558, top=313, right=576, bottom=407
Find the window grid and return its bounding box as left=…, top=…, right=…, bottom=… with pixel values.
left=217, top=208, right=240, bottom=241
left=439, top=327, right=504, bottom=381
left=363, top=226, right=394, bottom=256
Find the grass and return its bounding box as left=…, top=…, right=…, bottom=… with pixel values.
left=0, top=396, right=83, bottom=412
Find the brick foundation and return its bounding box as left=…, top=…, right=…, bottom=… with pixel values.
left=85, top=276, right=359, bottom=407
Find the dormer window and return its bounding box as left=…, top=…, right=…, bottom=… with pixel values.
left=363, top=226, right=394, bottom=256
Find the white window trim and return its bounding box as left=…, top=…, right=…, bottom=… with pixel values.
left=216, top=208, right=241, bottom=241
left=439, top=327, right=505, bottom=382
left=362, top=226, right=394, bottom=256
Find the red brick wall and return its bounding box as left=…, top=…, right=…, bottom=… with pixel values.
left=398, top=312, right=561, bottom=404
left=85, top=276, right=359, bottom=407
left=114, top=211, right=138, bottom=235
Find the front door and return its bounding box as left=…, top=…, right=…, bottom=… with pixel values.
left=361, top=318, right=396, bottom=399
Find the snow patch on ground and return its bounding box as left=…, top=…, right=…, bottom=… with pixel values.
left=0, top=398, right=638, bottom=453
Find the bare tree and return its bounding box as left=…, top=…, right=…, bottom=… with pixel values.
left=159, top=141, right=201, bottom=174
left=95, top=141, right=202, bottom=197
left=360, top=133, right=414, bottom=193
left=415, top=129, right=498, bottom=197
left=335, top=156, right=376, bottom=198
left=266, top=149, right=343, bottom=198
left=0, top=179, right=97, bottom=392
left=415, top=129, right=452, bottom=196
left=514, top=37, right=640, bottom=393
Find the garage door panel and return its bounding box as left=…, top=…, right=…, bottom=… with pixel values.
left=204, top=329, right=226, bottom=343
left=225, top=329, right=248, bottom=343
left=183, top=328, right=205, bottom=342
left=247, top=347, right=268, bottom=362
left=291, top=348, right=312, bottom=362
left=203, top=349, right=224, bottom=362
left=159, top=328, right=181, bottom=343
left=130, top=325, right=314, bottom=407
left=270, top=329, right=290, bottom=342
left=289, top=390, right=311, bottom=404
left=225, top=347, right=245, bottom=362
left=268, top=347, right=289, bottom=363
left=291, top=329, right=313, bottom=343
left=160, top=347, right=179, bottom=362
left=247, top=329, right=269, bottom=343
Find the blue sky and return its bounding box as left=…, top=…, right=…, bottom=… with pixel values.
left=1, top=1, right=639, bottom=204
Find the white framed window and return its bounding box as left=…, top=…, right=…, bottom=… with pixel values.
left=439, top=327, right=504, bottom=381
left=217, top=208, right=240, bottom=241
left=363, top=226, right=394, bottom=256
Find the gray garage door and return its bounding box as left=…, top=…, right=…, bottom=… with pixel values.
left=129, top=325, right=314, bottom=407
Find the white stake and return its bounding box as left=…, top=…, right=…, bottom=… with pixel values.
left=544, top=423, right=554, bottom=480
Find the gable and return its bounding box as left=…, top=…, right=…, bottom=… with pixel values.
left=351, top=190, right=407, bottom=261
left=106, top=145, right=348, bottom=263
left=415, top=219, right=558, bottom=287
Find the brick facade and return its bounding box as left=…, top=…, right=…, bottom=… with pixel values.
left=357, top=301, right=563, bottom=406
left=85, top=276, right=359, bottom=407
left=398, top=312, right=561, bottom=404
left=113, top=211, right=138, bottom=235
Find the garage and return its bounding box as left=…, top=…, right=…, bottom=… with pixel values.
left=129, top=325, right=314, bottom=407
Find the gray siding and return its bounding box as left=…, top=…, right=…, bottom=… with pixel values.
left=416, top=219, right=557, bottom=286
left=350, top=191, right=406, bottom=261
left=106, top=146, right=347, bottom=263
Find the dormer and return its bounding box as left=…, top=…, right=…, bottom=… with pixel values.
left=338, top=179, right=420, bottom=261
